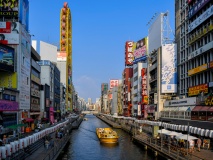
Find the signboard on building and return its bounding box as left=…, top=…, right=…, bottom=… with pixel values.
left=133, top=37, right=148, bottom=63
left=0, top=0, right=19, bottom=19
left=188, top=63, right=208, bottom=76
left=188, top=0, right=210, bottom=19
left=0, top=22, right=19, bottom=44
left=188, top=5, right=213, bottom=33
left=161, top=44, right=177, bottom=93
left=141, top=68, right=148, bottom=104
left=125, top=41, right=134, bottom=66
left=110, top=79, right=119, bottom=89
left=164, top=97, right=196, bottom=107
left=57, top=51, right=67, bottom=61
left=0, top=44, right=14, bottom=72
left=188, top=83, right=208, bottom=96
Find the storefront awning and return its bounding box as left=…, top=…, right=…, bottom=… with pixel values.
left=207, top=107, right=213, bottom=112
left=199, top=106, right=211, bottom=111
left=162, top=107, right=178, bottom=111
left=192, top=106, right=203, bottom=111
left=178, top=107, right=190, bottom=112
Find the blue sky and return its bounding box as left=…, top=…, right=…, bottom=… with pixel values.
left=29, top=0, right=175, bottom=103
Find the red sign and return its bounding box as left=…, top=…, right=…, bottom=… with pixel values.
left=0, top=22, right=11, bottom=33
left=141, top=68, right=147, bottom=104
left=125, top=41, right=134, bottom=66
left=188, top=83, right=208, bottom=96
left=110, top=79, right=119, bottom=89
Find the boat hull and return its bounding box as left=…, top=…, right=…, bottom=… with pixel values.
left=96, top=128, right=119, bottom=144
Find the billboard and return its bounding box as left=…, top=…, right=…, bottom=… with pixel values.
left=19, top=24, right=31, bottom=110
left=0, top=0, right=19, bottom=19
left=148, top=14, right=162, bottom=53
left=19, top=0, right=29, bottom=31
left=133, top=37, right=148, bottom=63
left=0, top=21, right=19, bottom=44
left=188, top=63, right=208, bottom=76
left=0, top=72, right=17, bottom=88
left=161, top=44, right=177, bottom=93
left=57, top=51, right=67, bottom=61
left=188, top=83, right=208, bottom=96
left=110, top=79, right=119, bottom=89
left=0, top=44, right=14, bottom=72
left=125, top=41, right=134, bottom=66
left=188, top=0, right=210, bottom=19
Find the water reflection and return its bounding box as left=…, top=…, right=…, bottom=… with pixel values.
left=57, top=114, right=166, bottom=160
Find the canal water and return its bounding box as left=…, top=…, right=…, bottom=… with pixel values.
left=57, top=114, right=166, bottom=160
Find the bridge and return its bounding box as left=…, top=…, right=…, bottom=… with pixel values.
left=81, top=110, right=99, bottom=114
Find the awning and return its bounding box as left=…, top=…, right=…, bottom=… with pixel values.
left=162, top=107, right=178, bottom=111
left=192, top=106, right=203, bottom=111
left=207, top=107, right=213, bottom=112
left=187, top=106, right=195, bottom=111
left=178, top=107, right=189, bottom=112
left=23, top=118, right=34, bottom=123
left=199, top=106, right=211, bottom=111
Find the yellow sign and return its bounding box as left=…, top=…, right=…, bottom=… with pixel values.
left=188, top=63, right=207, bottom=76
left=0, top=72, right=17, bottom=88
left=205, top=96, right=213, bottom=106
left=188, top=83, right=208, bottom=96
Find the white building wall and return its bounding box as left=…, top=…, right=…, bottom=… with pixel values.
left=57, top=61, right=66, bottom=85
left=40, top=41, right=57, bottom=63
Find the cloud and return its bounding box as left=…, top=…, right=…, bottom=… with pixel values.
left=73, top=75, right=100, bottom=102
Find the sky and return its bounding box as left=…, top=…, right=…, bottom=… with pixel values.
left=29, top=0, right=175, bottom=103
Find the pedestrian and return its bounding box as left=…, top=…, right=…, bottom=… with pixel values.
left=197, top=138, right=202, bottom=152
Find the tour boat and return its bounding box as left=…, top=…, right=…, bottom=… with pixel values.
left=96, top=128, right=119, bottom=143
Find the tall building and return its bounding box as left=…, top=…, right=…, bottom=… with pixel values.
left=88, top=98, right=92, bottom=105
left=170, top=0, right=213, bottom=123
left=123, top=41, right=134, bottom=116
left=59, top=2, right=73, bottom=111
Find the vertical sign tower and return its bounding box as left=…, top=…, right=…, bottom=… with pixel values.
left=60, top=2, right=72, bottom=111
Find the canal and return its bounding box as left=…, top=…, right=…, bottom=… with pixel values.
left=57, top=114, right=167, bottom=160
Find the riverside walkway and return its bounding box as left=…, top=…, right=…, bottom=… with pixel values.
left=96, top=114, right=213, bottom=160
left=24, top=115, right=83, bottom=160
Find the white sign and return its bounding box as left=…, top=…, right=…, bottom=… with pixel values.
left=164, top=97, right=197, bottom=107
left=188, top=5, right=213, bottom=33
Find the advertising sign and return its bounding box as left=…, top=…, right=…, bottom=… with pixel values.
left=161, top=44, right=177, bottom=93
left=133, top=37, right=148, bottom=63
left=57, top=51, right=67, bottom=61
left=0, top=99, right=18, bottom=111
left=110, top=79, right=119, bottom=89
left=188, top=63, right=208, bottom=76
left=137, top=105, right=141, bottom=116
left=0, top=72, right=17, bottom=88
left=19, top=0, right=29, bottom=31
left=188, top=0, right=210, bottom=19
left=188, top=5, right=213, bottom=33
left=19, top=24, right=31, bottom=110
left=125, top=41, right=134, bottom=66
left=0, top=44, right=14, bottom=72
left=141, top=68, right=148, bottom=104
left=188, top=83, right=208, bottom=96
left=0, top=0, right=19, bottom=19
left=0, top=21, right=19, bottom=44
left=148, top=14, right=162, bottom=53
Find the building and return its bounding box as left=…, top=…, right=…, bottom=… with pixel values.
left=122, top=68, right=133, bottom=116
left=30, top=46, right=41, bottom=122
left=53, top=63, right=60, bottom=121
left=171, top=0, right=213, bottom=123
left=60, top=83, right=66, bottom=116
left=38, top=60, right=55, bottom=123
